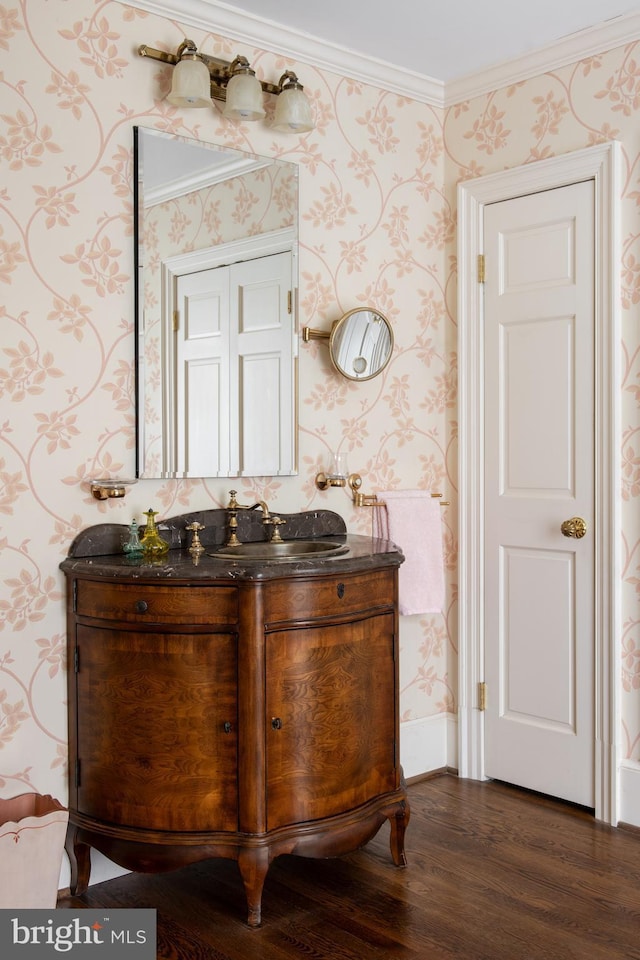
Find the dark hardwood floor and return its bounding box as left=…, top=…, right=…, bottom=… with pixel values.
left=58, top=774, right=640, bottom=959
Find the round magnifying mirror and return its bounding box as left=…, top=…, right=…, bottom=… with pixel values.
left=328, top=308, right=394, bottom=381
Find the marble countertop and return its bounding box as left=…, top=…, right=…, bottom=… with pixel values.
left=60, top=509, right=404, bottom=582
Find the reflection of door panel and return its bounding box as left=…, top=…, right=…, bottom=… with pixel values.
left=236, top=253, right=294, bottom=476
left=175, top=268, right=229, bottom=476
left=174, top=252, right=292, bottom=477
left=483, top=181, right=595, bottom=808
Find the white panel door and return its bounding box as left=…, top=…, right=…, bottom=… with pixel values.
left=175, top=267, right=230, bottom=476
left=484, top=181, right=595, bottom=807
left=173, top=251, right=293, bottom=477
left=233, top=252, right=294, bottom=476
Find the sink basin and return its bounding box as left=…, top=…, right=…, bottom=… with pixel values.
left=209, top=540, right=348, bottom=561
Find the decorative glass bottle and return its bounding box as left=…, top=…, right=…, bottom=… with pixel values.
left=140, top=509, right=169, bottom=560
left=122, top=518, right=143, bottom=560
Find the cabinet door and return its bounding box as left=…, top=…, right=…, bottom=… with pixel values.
left=75, top=627, right=238, bottom=832
left=266, top=612, right=397, bottom=830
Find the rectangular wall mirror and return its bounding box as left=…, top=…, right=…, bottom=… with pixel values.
left=134, top=126, right=299, bottom=479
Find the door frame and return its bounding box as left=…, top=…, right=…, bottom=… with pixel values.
left=457, top=142, right=621, bottom=824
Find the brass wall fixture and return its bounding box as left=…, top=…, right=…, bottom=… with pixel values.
left=315, top=452, right=350, bottom=490
left=315, top=469, right=450, bottom=509
left=88, top=479, right=137, bottom=501
left=139, top=39, right=314, bottom=133
left=303, top=308, right=394, bottom=381
left=347, top=473, right=383, bottom=508
left=186, top=521, right=206, bottom=558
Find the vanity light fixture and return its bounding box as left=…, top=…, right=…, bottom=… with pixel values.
left=165, top=40, right=211, bottom=107
left=138, top=39, right=314, bottom=133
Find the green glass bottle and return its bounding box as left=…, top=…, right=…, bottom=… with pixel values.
left=122, top=518, right=144, bottom=559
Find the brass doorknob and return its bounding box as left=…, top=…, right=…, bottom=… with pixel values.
left=561, top=517, right=587, bottom=539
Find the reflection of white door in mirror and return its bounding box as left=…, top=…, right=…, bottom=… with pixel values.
left=174, top=266, right=230, bottom=477
left=134, top=126, right=299, bottom=479
left=173, top=251, right=294, bottom=477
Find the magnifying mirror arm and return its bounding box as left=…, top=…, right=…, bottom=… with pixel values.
left=302, top=326, right=330, bottom=342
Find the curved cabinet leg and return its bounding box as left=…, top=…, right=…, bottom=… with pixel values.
left=389, top=799, right=410, bottom=867
left=237, top=848, right=270, bottom=927
left=65, top=825, right=92, bottom=895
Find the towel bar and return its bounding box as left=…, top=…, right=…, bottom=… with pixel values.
left=348, top=474, right=449, bottom=508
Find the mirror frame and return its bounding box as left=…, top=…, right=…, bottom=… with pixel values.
left=303, top=308, right=394, bottom=381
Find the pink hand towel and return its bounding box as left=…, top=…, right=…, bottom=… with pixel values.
left=373, top=490, right=445, bottom=616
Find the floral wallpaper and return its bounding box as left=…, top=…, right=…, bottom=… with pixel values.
left=0, top=0, right=639, bottom=835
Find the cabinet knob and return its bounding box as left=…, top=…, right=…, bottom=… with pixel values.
left=271, top=717, right=282, bottom=730
left=223, top=721, right=232, bottom=734
left=134, top=599, right=148, bottom=613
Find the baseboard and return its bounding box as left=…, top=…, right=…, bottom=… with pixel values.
left=617, top=820, right=640, bottom=837
left=618, top=760, right=640, bottom=828
left=400, top=713, right=457, bottom=780
left=406, top=766, right=457, bottom=786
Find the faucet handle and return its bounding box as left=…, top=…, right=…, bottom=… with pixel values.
left=269, top=516, right=286, bottom=543
left=186, top=521, right=205, bottom=557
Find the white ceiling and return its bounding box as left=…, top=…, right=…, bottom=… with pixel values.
left=126, top=0, right=640, bottom=105
left=213, top=0, right=637, bottom=83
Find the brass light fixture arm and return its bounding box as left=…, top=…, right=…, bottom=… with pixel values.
left=138, top=43, right=295, bottom=101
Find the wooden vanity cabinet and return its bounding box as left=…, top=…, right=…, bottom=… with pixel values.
left=73, top=626, right=239, bottom=833
left=265, top=612, right=397, bottom=830
left=63, top=557, right=409, bottom=926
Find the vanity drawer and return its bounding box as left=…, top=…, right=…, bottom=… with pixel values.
left=75, top=580, right=238, bottom=625
left=264, top=568, right=395, bottom=625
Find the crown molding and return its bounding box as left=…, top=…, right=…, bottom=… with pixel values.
left=121, top=0, right=640, bottom=109
left=144, top=156, right=268, bottom=205
left=445, top=11, right=640, bottom=105
left=118, top=0, right=445, bottom=105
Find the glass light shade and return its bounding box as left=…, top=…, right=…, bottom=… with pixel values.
left=272, top=85, right=314, bottom=133
left=223, top=72, right=265, bottom=121
left=166, top=55, right=211, bottom=108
